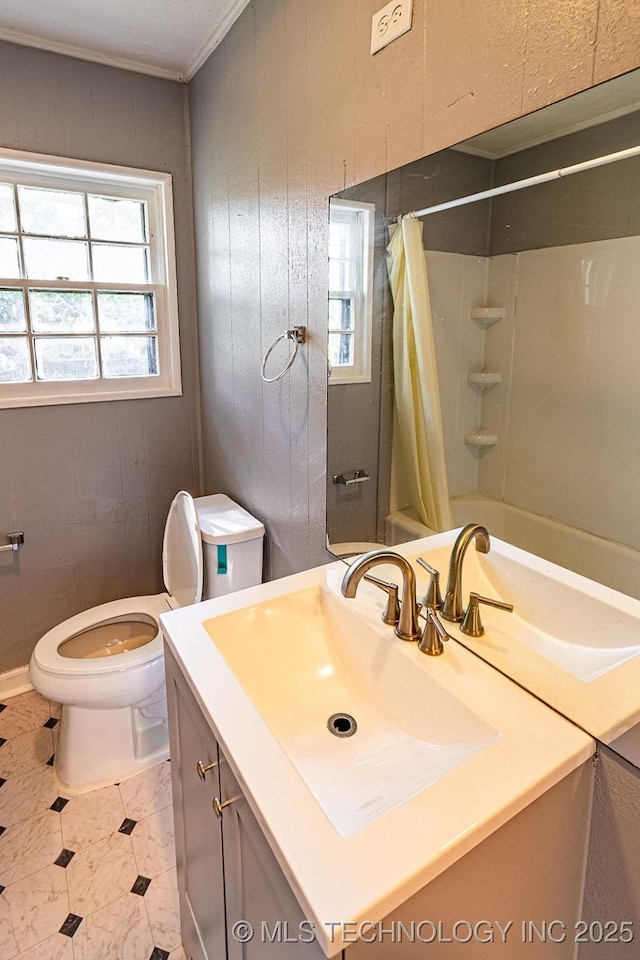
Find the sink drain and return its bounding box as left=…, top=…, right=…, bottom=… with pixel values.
left=327, top=712, right=358, bottom=738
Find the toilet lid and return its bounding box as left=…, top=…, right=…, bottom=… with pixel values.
left=162, top=491, right=203, bottom=608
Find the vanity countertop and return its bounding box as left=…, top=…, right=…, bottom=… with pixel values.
left=161, top=556, right=594, bottom=957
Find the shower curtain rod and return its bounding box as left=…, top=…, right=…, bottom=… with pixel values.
left=393, top=142, right=640, bottom=221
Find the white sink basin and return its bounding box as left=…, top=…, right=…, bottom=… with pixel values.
left=404, top=539, right=640, bottom=682
left=205, top=585, right=497, bottom=837
left=404, top=530, right=640, bottom=744
left=160, top=559, right=592, bottom=956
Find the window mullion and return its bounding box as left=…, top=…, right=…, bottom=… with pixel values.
left=12, top=192, right=36, bottom=383
left=84, top=192, right=95, bottom=279
left=93, top=282, right=103, bottom=379
left=83, top=192, right=104, bottom=380
left=3, top=279, right=159, bottom=293
left=13, top=183, right=26, bottom=281
left=23, top=287, right=36, bottom=385
left=329, top=289, right=358, bottom=299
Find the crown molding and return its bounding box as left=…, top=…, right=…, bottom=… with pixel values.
left=0, top=26, right=186, bottom=82
left=183, top=0, right=252, bottom=80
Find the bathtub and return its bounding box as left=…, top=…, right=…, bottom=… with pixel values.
left=386, top=494, right=640, bottom=602
left=328, top=540, right=387, bottom=559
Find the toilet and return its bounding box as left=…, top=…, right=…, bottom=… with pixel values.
left=29, top=491, right=264, bottom=792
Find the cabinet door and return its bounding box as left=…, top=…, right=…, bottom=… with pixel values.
left=166, top=649, right=227, bottom=960
left=219, top=754, right=328, bottom=960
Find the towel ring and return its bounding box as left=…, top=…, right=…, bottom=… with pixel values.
left=260, top=326, right=306, bottom=383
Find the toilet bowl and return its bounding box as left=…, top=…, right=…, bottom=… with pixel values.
left=29, top=491, right=264, bottom=792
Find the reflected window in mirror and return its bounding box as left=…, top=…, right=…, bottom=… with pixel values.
left=328, top=198, right=374, bottom=384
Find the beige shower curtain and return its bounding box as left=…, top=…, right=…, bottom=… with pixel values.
left=387, top=216, right=453, bottom=532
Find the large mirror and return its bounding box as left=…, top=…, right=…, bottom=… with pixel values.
left=327, top=67, right=640, bottom=764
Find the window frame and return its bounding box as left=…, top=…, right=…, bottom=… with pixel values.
left=328, top=198, right=375, bottom=385
left=0, top=146, right=181, bottom=408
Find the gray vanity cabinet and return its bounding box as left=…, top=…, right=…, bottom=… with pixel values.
left=166, top=647, right=227, bottom=960
left=221, top=757, right=327, bottom=960
left=165, top=642, right=597, bottom=960
left=165, top=647, right=328, bottom=960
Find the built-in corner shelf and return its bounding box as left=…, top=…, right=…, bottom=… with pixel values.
left=471, top=306, right=505, bottom=329
left=464, top=430, right=499, bottom=448
left=465, top=308, right=504, bottom=453
left=468, top=370, right=502, bottom=390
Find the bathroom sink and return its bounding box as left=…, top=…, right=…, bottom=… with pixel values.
left=160, top=559, right=592, bottom=956
left=405, top=530, right=640, bottom=743
left=204, top=585, right=497, bottom=837
left=405, top=538, right=640, bottom=682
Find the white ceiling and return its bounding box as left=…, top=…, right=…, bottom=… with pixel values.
left=0, top=0, right=252, bottom=82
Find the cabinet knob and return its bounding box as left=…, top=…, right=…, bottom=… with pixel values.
left=196, top=759, right=218, bottom=781
left=212, top=795, right=239, bottom=819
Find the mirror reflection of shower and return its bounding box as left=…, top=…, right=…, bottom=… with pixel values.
left=327, top=71, right=640, bottom=606
left=581, top=253, right=614, bottom=354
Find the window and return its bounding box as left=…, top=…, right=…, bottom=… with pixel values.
left=0, top=148, right=181, bottom=408
left=328, top=198, right=374, bottom=384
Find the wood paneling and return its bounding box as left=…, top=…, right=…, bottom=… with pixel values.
left=595, top=0, right=640, bottom=85
left=579, top=747, right=640, bottom=958
left=0, top=43, right=198, bottom=672
left=522, top=0, right=599, bottom=114
left=191, top=0, right=636, bottom=578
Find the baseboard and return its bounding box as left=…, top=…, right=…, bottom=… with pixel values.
left=0, top=665, right=32, bottom=700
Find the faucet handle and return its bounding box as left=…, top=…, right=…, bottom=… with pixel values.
left=416, top=557, right=442, bottom=610
left=461, top=592, right=514, bottom=638
left=418, top=608, right=451, bottom=656
left=363, top=573, right=401, bottom=626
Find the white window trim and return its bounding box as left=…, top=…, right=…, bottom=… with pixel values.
left=328, top=198, right=375, bottom=386
left=0, top=146, right=181, bottom=409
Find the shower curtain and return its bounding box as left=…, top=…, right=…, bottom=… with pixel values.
left=387, top=216, right=453, bottom=532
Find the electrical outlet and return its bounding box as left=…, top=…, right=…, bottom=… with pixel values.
left=370, top=0, right=413, bottom=55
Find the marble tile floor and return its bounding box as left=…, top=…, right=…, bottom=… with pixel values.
left=0, top=689, right=184, bottom=960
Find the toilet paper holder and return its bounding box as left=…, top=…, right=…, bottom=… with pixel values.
left=0, top=531, right=24, bottom=553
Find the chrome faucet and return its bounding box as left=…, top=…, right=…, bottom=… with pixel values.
left=340, top=550, right=422, bottom=642
left=441, top=524, right=490, bottom=622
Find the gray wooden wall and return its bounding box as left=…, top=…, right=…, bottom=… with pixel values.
left=188, top=0, right=640, bottom=581
left=2, top=0, right=640, bottom=669
left=0, top=42, right=200, bottom=673
left=579, top=747, right=640, bottom=957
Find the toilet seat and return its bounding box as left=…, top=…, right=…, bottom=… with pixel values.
left=31, top=594, right=172, bottom=677
left=29, top=594, right=175, bottom=709
left=58, top=616, right=159, bottom=661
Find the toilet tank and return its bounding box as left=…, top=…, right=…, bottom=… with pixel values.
left=195, top=494, right=265, bottom=599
